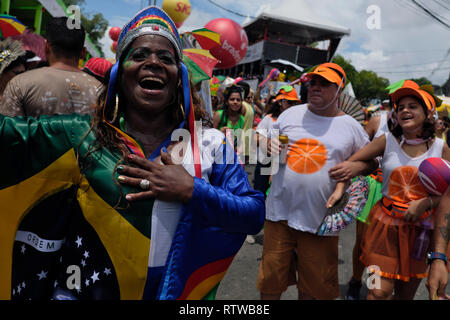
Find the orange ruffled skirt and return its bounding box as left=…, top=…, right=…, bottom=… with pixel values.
left=360, top=201, right=431, bottom=282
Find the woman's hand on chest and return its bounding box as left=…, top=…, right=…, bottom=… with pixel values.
left=117, top=144, right=194, bottom=203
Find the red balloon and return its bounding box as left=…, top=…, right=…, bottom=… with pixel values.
left=175, top=22, right=183, bottom=28
left=204, top=18, right=248, bottom=69
left=109, top=27, right=121, bottom=42
left=112, top=41, right=118, bottom=51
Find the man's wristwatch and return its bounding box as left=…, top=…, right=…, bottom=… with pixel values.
left=427, top=252, right=448, bottom=265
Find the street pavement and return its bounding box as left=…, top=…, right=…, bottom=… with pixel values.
left=215, top=164, right=449, bottom=300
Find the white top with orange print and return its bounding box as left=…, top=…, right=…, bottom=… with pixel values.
left=266, top=104, right=370, bottom=235
left=256, top=114, right=277, bottom=137
left=381, top=132, right=444, bottom=203
left=374, top=111, right=390, bottom=140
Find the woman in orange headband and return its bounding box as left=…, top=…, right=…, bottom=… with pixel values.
left=328, top=80, right=450, bottom=300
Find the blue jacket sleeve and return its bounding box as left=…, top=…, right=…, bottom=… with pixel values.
left=185, top=144, right=265, bottom=235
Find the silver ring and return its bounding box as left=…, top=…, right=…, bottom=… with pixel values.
left=139, top=179, right=150, bottom=190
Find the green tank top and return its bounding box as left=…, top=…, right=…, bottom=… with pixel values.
left=217, top=110, right=245, bottom=131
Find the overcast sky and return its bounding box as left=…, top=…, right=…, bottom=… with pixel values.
left=91, top=0, right=450, bottom=86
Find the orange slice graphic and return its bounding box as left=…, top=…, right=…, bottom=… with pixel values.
left=388, top=166, right=427, bottom=203
left=287, top=138, right=328, bottom=174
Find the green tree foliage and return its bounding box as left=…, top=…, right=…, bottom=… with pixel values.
left=62, top=0, right=108, bottom=57
left=332, top=55, right=390, bottom=105
left=80, top=14, right=108, bottom=46
left=332, top=55, right=358, bottom=85
left=411, top=77, right=432, bottom=86
left=443, top=76, right=450, bottom=96
left=411, top=77, right=443, bottom=95
left=354, top=70, right=390, bottom=105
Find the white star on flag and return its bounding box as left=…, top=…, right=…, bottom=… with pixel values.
left=21, top=244, right=26, bottom=254
left=104, top=268, right=111, bottom=276
left=75, top=236, right=83, bottom=248
left=91, top=271, right=100, bottom=284
left=54, top=280, right=58, bottom=288
left=17, top=285, right=22, bottom=294
left=81, top=259, right=86, bottom=267
left=85, top=279, right=90, bottom=287
left=83, top=251, right=89, bottom=259
left=37, top=270, right=48, bottom=280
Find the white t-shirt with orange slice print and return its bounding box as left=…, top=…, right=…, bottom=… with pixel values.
left=381, top=132, right=444, bottom=203
left=266, top=104, right=370, bottom=235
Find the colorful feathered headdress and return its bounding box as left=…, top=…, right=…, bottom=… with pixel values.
left=0, top=38, right=25, bottom=74
left=104, top=6, right=201, bottom=177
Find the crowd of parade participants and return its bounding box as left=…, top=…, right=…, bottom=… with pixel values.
left=0, top=6, right=448, bottom=300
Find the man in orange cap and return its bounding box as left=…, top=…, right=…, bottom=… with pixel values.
left=305, top=62, right=347, bottom=116
left=257, top=62, right=375, bottom=300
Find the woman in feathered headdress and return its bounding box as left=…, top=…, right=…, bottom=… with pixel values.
left=0, top=6, right=264, bottom=300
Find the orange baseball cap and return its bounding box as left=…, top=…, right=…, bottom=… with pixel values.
left=390, top=80, right=435, bottom=113
left=305, top=62, right=347, bottom=87
left=275, top=86, right=299, bottom=102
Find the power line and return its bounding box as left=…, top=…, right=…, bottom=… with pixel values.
left=430, top=48, right=450, bottom=77
left=341, top=56, right=450, bottom=73
left=206, top=0, right=255, bottom=19
left=405, top=0, right=444, bottom=21
left=426, top=1, right=450, bottom=24
left=396, top=0, right=433, bottom=20
left=376, top=67, right=450, bottom=74
left=369, top=59, right=448, bottom=71
left=426, top=5, right=450, bottom=27
left=410, top=0, right=450, bottom=29
left=434, top=0, right=450, bottom=11
left=384, top=49, right=448, bottom=54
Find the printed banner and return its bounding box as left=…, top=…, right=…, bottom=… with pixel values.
left=15, top=230, right=65, bottom=253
